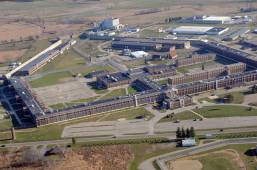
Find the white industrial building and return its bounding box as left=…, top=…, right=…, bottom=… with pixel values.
left=201, top=16, right=232, bottom=24
left=181, top=138, right=196, bottom=147
left=100, top=18, right=122, bottom=30
left=172, top=26, right=229, bottom=35
left=130, top=51, right=148, bottom=58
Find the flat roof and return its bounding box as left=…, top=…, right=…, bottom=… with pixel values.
left=173, top=26, right=214, bottom=33
left=203, top=16, right=231, bottom=21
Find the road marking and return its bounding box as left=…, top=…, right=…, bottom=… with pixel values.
left=188, top=109, right=206, bottom=120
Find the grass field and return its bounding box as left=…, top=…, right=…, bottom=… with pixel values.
left=100, top=88, right=126, bottom=100
left=37, top=48, right=86, bottom=73
left=127, top=86, right=137, bottom=95
left=50, top=96, right=99, bottom=110
left=129, top=143, right=179, bottom=170
left=199, top=91, right=245, bottom=104
left=159, top=111, right=201, bottom=123
left=197, top=152, right=241, bottom=170
left=29, top=71, right=73, bottom=88
left=191, top=144, right=257, bottom=170
left=194, top=105, right=257, bottom=118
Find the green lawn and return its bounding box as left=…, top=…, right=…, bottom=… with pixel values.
left=176, top=60, right=217, bottom=73
left=80, top=65, right=114, bottom=77
left=127, top=86, right=138, bottom=95
left=101, top=88, right=126, bottom=100
left=192, top=144, right=257, bottom=170
left=159, top=111, right=201, bottom=123
left=101, top=107, right=154, bottom=121
left=30, top=71, right=73, bottom=88
left=50, top=96, right=99, bottom=110
left=194, top=105, right=257, bottom=118
left=37, top=49, right=86, bottom=73
left=0, top=119, right=13, bottom=130
left=197, top=153, right=241, bottom=170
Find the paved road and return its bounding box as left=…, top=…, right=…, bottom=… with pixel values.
left=139, top=137, right=257, bottom=170
left=62, top=103, right=257, bottom=138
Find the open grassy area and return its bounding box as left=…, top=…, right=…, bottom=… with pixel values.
left=101, top=107, right=154, bottom=121
left=0, top=119, right=12, bottom=130
left=197, top=152, right=241, bottom=170
left=199, top=91, right=245, bottom=104
left=159, top=111, right=201, bottom=123
left=194, top=105, right=257, bottom=118
left=20, top=39, right=51, bottom=63
left=127, top=86, right=137, bottom=95
left=50, top=96, right=99, bottom=110
left=138, top=29, right=168, bottom=38
left=37, top=48, right=86, bottom=73
left=78, top=65, right=114, bottom=77
left=129, top=143, right=180, bottom=170
left=29, top=71, right=73, bottom=88
left=100, top=88, right=126, bottom=100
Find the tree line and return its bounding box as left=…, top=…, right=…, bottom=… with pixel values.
left=176, top=127, right=195, bottom=139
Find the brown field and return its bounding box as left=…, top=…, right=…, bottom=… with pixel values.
left=0, top=49, right=27, bottom=63
left=0, top=145, right=133, bottom=170
left=0, top=22, right=41, bottom=42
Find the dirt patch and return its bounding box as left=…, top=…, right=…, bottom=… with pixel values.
left=0, top=49, right=27, bottom=63
left=244, top=93, right=257, bottom=105
left=168, top=159, right=202, bottom=170
left=33, top=79, right=97, bottom=105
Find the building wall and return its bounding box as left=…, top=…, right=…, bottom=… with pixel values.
left=176, top=54, right=216, bottom=67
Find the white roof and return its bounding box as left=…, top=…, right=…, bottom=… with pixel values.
left=131, top=51, right=148, bottom=58
left=203, top=16, right=231, bottom=21
left=173, top=26, right=213, bottom=33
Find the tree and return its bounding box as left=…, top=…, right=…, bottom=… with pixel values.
left=190, top=127, right=195, bottom=138
left=186, top=128, right=190, bottom=138
left=176, top=127, right=181, bottom=139
left=202, top=64, right=205, bottom=70
left=181, top=127, right=186, bottom=138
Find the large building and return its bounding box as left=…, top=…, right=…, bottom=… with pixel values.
left=179, top=16, right=232, bottom=24
left=112, top=37, right=191, bottom=51
left=175, top=53, right=216, bottom=67
left=169, top=63, right=246, bottom=86
left=172, top=26, right=229, bottom=35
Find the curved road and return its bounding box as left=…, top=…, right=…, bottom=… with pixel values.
left=139, top=137, right=257, bottom=170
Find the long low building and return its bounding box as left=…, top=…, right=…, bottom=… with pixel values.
left=169, top=63, right=246, bottom=85
left=172, top=26, right=229, bottom=35
left=173, top=70, right=257, bottom=96
left=175, top=53, right=216, bottom=67
left=201, top=41, right=257, bottom=68
left=10, top=40, right=76, bottom=77
left=112, top=37, right=191, bottom=50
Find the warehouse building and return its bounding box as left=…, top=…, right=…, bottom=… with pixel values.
left=179, top=16, right=232, bottom=24
left=241, top=39, right=257, bottom=49
left=100, top=18, right=122, bottom=30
